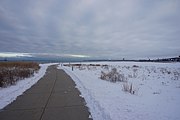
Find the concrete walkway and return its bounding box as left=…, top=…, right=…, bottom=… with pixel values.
left=0, top=65, right=91, bottom=120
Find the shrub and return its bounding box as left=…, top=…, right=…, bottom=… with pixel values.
left=0, top=62, right=40, bottom=87
left=100, top=68, right=126, bottom=82
left=132, top=65, right=139, bottom=68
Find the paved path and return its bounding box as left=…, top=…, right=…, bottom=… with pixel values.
left=0, top=65, right=91, bottom=120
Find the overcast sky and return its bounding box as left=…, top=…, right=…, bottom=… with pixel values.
left=0, top=0, right=180, bottom=59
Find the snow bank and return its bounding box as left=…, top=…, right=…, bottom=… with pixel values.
left=59, top=62, right=180, bottom=120
left=0, top=63, right=58, bottom=109
left=58, top=65, right=111, bottom=120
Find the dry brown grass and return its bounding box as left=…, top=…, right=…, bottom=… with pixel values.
left=64, top=63, right=102, bottom=67
left=0, top=62, right=40, bottom=87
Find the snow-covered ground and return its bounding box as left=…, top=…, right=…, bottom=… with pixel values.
left=59, top=62, right=180, bottom=120
left=0, top=63, right=57, bottom=109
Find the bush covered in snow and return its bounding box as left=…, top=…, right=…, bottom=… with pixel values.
left=100, top=68, right=126, bottom=82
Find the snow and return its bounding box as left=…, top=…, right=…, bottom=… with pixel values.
left=0, top=63, right=58, bottom=109
left=58, top=62, right=180, bottom=120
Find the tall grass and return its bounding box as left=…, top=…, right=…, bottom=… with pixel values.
left=0, top=62, right=40, bottom=87
left=123, top=83, right=135, bottom=94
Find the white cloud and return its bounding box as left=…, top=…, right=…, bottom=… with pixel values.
left=0, top=52, right=32, bottom=58
left=0, top=0, right=179, bottom=59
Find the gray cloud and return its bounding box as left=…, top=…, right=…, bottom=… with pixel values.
left=0, top=0, right=180, bottom=59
